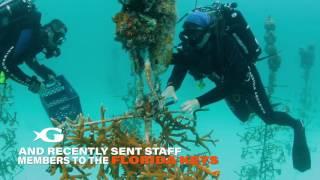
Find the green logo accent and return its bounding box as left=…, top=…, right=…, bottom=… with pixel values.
left=197, top=79, right=206, bottom=90
left=0, top=71, right=6, bottom=84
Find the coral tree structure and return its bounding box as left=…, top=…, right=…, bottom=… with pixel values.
left=48, top=0, right=219, bottom=179
left=298, top=45, right=317, bottom=123
left=0, top=84, right=23, bottom=179
left=113, top=0, right=176, bottom=74
left=113, top=0, right=177, bottom=144
left=299, top=45, right=315, bottom=87
left=264, top=16, right=282, bottom=96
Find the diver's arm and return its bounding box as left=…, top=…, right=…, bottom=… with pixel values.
left=197, top=49, right=248, bottom=107
left=1, top=28, right=36, bottom=86
left=167, top=53, right=188, bottom=90
left=196, top=82, right=233, bottom=107
left=1, top=46, right=33, bottom=86
left=196, top=67, right=242, bottom=107
left=25, top=58, right=56, bottom=82
left=167, top=64, right=188, bottom=91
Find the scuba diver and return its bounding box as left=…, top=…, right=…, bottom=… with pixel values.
left=0, top=0, right=67, bottom=93
left=161, top=3, right=311, bottom=172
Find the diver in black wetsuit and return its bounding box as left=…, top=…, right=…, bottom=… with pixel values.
left=0, top=0, right=67, bottom=93
left=161, top=4, right=311, bottom=172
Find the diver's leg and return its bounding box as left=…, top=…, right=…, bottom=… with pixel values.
left=244, top=65, right=297, bottom=126
left=244, top=64, right=310, bottom=172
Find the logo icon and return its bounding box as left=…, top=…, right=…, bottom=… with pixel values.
left=33, top=128, right=64, bottom=143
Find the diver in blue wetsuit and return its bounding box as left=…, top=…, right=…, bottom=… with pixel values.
left=0, top=0, right=67, bottom=93
left=162, top=5, right=311, bottom=172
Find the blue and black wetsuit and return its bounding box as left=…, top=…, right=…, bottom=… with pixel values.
left=167, top=32, right=300, bottom=129
left=0, top=10, right=55, bottom=87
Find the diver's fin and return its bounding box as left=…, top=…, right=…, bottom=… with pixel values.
left=292, top=120, right=311, bottom=172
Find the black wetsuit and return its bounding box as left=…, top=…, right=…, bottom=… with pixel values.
left=0, top=10, right=55, bottom=87
left=167, top=32, right=299, bottom=129
left=167, top=6, right=310, bottom=172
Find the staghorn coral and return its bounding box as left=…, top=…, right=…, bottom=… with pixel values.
left=0, top=84, right=23, bottom=179
left=49, top=104, right=219, bottom=179
left=237, top=125, right=286, bottom=180
left=119, top=83, right=144, bottom=137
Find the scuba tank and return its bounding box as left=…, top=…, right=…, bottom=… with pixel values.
left=0, top=0, right=34, bottom=16
left=0, top=0, right=36, bottom=45
left=0, top=0, right=35, bottom=28
left=220, top=3, right=262, bottom=62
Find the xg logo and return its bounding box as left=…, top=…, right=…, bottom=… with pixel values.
left=33, top=128, right=64, bottom=143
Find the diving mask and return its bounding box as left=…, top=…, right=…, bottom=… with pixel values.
left=41, top=19, right=67, bottom=58
left=179, top=22, right=208, bottom=46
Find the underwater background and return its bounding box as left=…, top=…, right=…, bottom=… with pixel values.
left=0, top=0, right=318, bottom=179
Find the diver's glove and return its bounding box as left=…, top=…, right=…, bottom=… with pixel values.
left=44, top=74, right=57, bottom=85
left=181, top=99, right=200, bottom=113
left=48, top=74, right=57, bottom=81
left=28, top=76, right=46, bottom=94
left=161, top=86, right=178, bottom=104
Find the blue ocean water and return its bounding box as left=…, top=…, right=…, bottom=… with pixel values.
left=0, top=0, right=318, bottom=179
